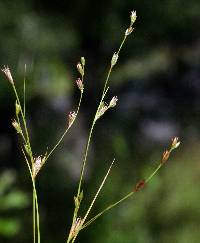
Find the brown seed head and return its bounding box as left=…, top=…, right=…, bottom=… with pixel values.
left=161, top=150, right=170, bottom=164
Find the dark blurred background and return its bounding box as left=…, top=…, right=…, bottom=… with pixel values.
left=1, top=0, right=200, bottom=242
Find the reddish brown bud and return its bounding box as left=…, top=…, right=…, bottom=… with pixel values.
left=134, top=179, right=145, bottom=192
left=161, top=150, right=170, bottom=164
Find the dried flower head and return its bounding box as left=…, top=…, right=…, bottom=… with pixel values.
left=1, top=66, right=14, bottom=84
left=130, top=10, right=137, bottom=25
left=109, top=96, right=118, bottom=108
left=68, top=111, right=77, bottom=127
left=76, top=78, right=84, bottom=93
left=161, top=150, right=170, bottom=164
left=111, top=52, right=118, bottom=67
left=134, top=179, right=145, bottom=192
left=171, top=137, right=180, bottom=150
left=12, top=119, right=22, bottom=134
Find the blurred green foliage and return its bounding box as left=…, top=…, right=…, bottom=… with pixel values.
left=0, top=0, right=200, bottom=242
left=0, top=170, right=29, bottom=238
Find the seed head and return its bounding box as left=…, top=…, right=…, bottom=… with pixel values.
left=171, top=137, right=180, bottom=150
left=77, top=62, right=84, bottom=76
left=68, top=111, right=76, bottom=127
left=76, top=78, right=84, bottom=93
left=95, top=102, right=108, bottom=120
left=33, top=155, right=46, bottom=178
left=109, top=96, right=118, bottom=108
left=161, top=150, right=170, bottom=164
left=125, top=27, right=134, bottom=36
left=130, top=10, right=137, bottom=25
left=12, top=120, right=22, bottom=134
left=111, top=52, right=118, bottom=67
left=1, top=66, right=14, bottom=84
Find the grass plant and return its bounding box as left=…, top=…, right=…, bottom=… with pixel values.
left=1, top=10, right=180, bottom=243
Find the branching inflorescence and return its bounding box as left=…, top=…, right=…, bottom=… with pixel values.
left=1, top=10, right=180, bottom=243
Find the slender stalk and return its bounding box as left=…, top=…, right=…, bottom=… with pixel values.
left=76, top=32, right=129, bottom=200
left=33, top=190, right=36, bottom=243
left=11, top=83, right=34, bottom=162
left=23, top=64, right=26, bottom=117
left=82, top=191, right=134, bottom=229
left=46, top=91, right=83, bottom=161
left=82, top=164, right=163, bottom=229
left=83, top=159, right=115, bottom=223
left=68, top=21, right=134, bottom=243
left=22, top=149, right=40, bottom=243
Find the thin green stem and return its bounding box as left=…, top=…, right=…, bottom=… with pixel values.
left=83, top=159, right=115, bottom=223
left=76, top=33, right=128, bottom=200
left=46, top=91, right=83, bottom=161
left=23, top=64, right=26, bottom=117
left=11, top=83, right=34, bottom=163
left=82, top=191, right=134, bottom=229
left=16, top=114, right=26, bottom=143
left=33, top=190, right=36, bottom=243
left=82, top=162, right=165, bottom=229
left=22, top=149, right=40, bottom=243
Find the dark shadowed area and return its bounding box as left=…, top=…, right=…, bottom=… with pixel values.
left=0, top=1, right=200, bottom=243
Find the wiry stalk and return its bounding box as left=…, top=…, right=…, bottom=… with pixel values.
left=46, top=91, right=83, bottom=161
left=82, top=140, right=180, bottom=229
left=76, top=16, right=134, bottom=202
